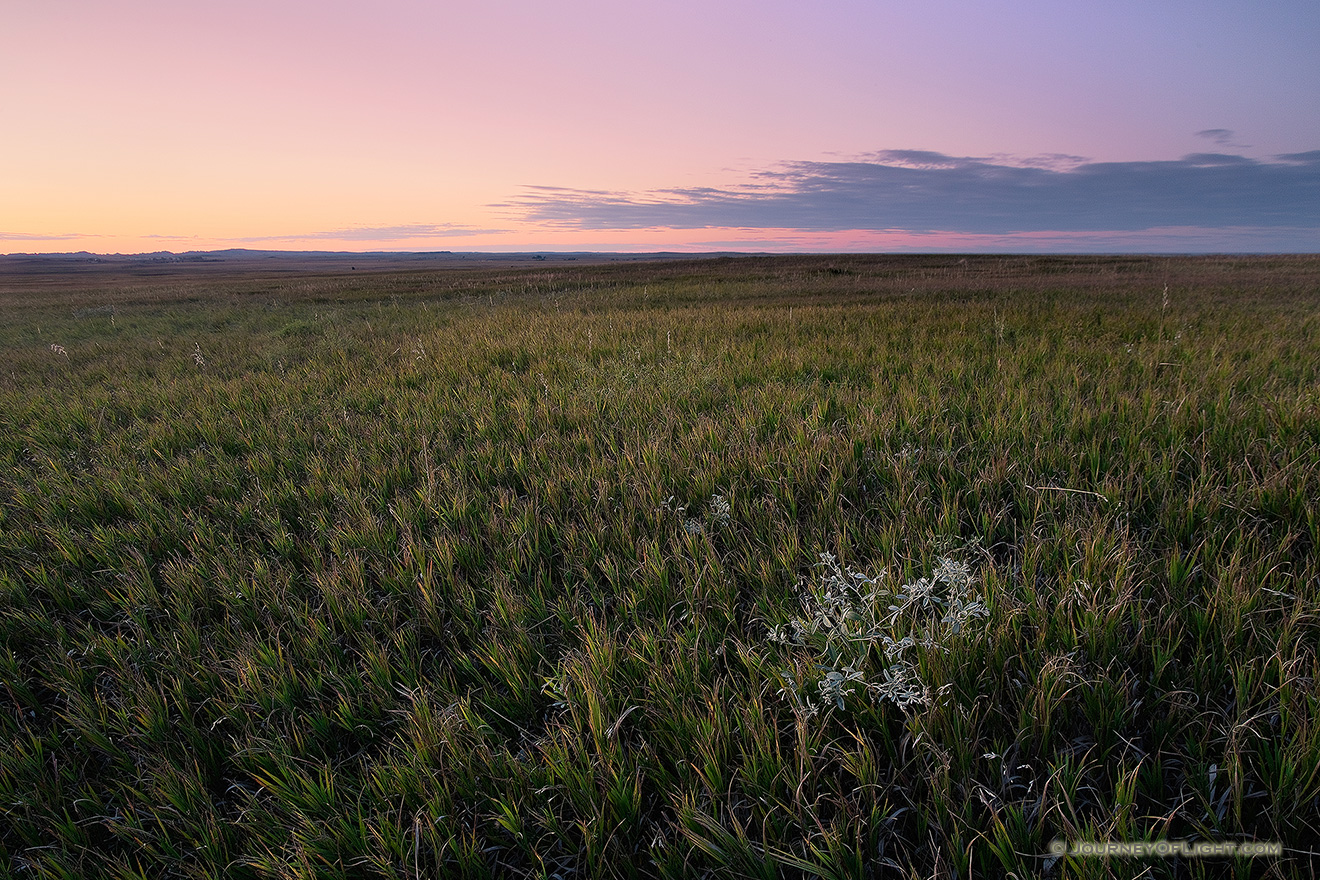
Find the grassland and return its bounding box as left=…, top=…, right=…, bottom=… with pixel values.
left=2, top=254, right=1318, bottom=878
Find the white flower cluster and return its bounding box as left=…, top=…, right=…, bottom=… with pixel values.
left=709, top=494, right=731, bottom=526
left=771, top=549, right=989, bottom=719
left=767, top=551, right=885, bottom=649
left=660, top=493, right=733, bottom=537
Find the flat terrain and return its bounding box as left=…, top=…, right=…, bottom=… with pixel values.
left=2, top=254, right=1318, bottom=878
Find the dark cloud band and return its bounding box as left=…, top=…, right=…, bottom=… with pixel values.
left=503, top=150, right=1320, bottom=235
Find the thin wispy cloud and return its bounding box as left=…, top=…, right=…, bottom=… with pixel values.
left=237, top=224, right=506, bottom=243
left=0, top=232, right=88, bottom=241
left=503, top=150, right=1320, bottom=236
left=1196, top=129, right=1250, bottom=150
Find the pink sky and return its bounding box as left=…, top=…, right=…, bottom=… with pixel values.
left=4, top=0, right=1318, bottom=253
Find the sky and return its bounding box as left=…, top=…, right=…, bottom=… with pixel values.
left=3, top=0, right=1318, bottom=254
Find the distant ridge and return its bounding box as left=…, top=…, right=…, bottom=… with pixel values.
left=0, top=248, right=753, bottom=262
left=0, top=249, right=764, bottom=279
left=0, top=249, right=759, bottom=275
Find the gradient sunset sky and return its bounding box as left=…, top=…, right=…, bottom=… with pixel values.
left=5, top=0, right=1318, bottom=254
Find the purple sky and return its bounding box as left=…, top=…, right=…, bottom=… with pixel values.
left=4, top=0, right=1318, bottom=253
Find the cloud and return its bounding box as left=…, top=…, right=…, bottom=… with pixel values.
left=652, top=224, right=1320, bottom=254
left=237, top=223, right=506, bottom=243
left=0, top=231, right=87, bottom=241
left=1277, top=150, right=1320, bottom=164
left=501, top=150, right=1320, bottom=236
left=1196, top=129, right=1249, bottom=149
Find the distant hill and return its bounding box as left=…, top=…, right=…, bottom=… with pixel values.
left=0, top=248, right=750, bottom=264
left=0, top=248, right=754, bottom=276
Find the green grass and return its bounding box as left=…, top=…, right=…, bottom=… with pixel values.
left=2, top=254, right=1319, bottom=878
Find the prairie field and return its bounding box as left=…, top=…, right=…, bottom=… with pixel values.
left=2, top=254, right=1319, bottom=878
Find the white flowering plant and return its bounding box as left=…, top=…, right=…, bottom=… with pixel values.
left=660, top=492, right=733, bottom=537
left=768, top=549, right=989, bottom=719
